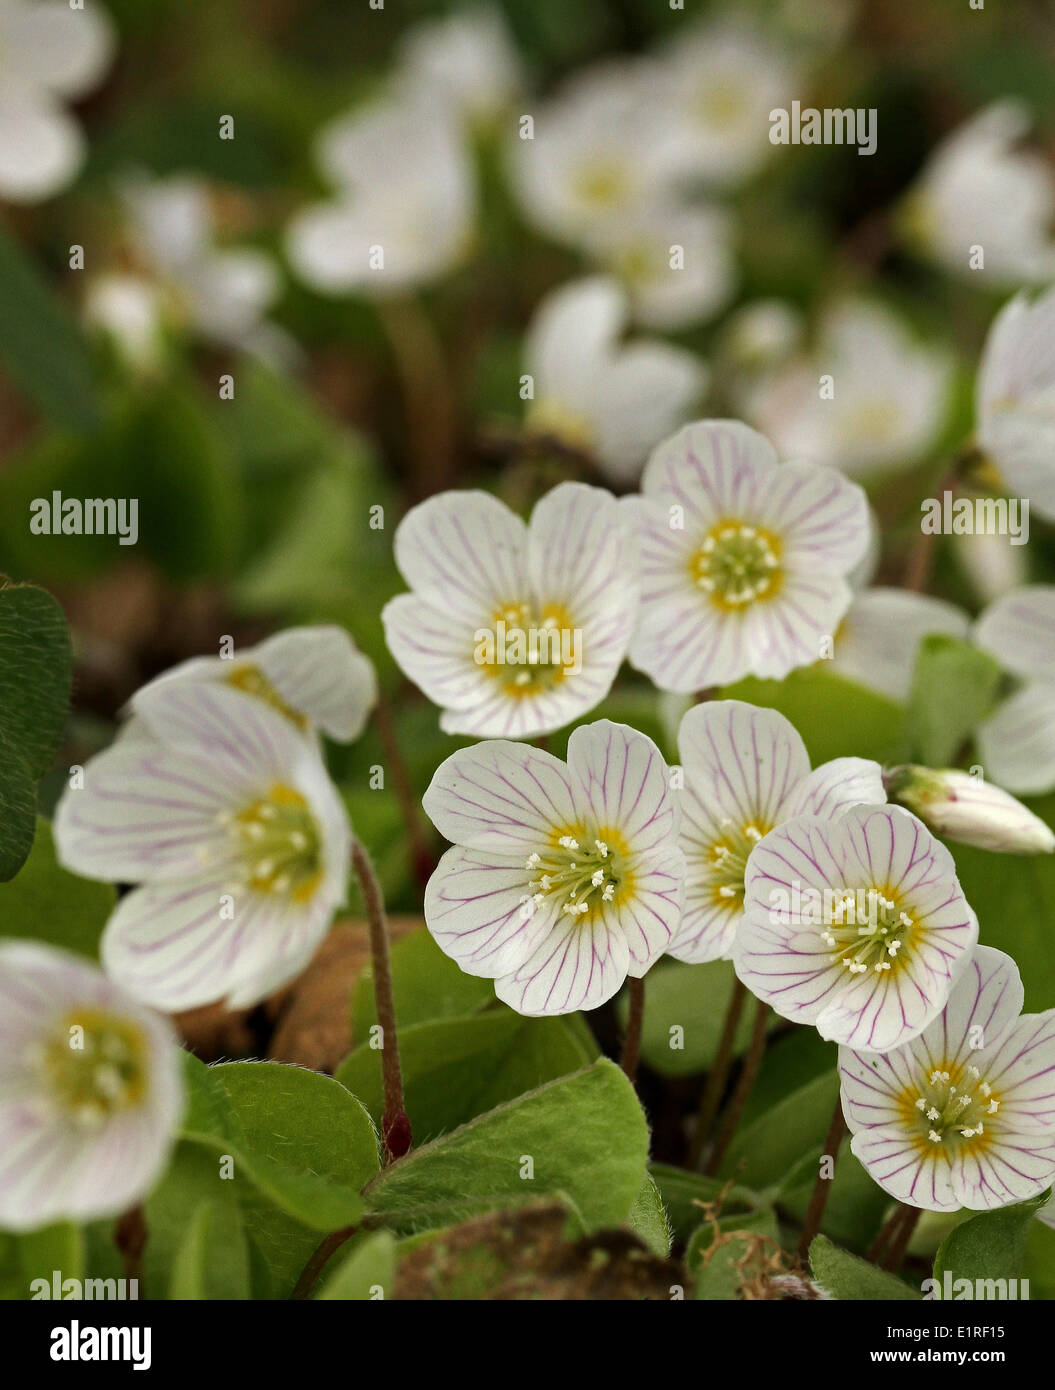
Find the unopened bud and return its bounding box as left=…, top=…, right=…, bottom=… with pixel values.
left=886, top=766, right=1055, bottom=855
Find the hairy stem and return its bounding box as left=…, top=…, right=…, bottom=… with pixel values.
left=620, top=977, right=646, bottom=1083
left=796, top=1097, right=848, bottom=1260
left=289, top=1225, right=357, bottom=1300
left=705, top=996, right=770, bottom=1176
left=690, top=977, right=747, bottom=1168
left=350, top=838, right=411, bottom=1162
left=372, top=701, right=432, bottom=892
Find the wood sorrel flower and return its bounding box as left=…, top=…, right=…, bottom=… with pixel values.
left=383, top=482, right=639, bottom=739
left=735, top=804, right=978, bottom=1052
left=840, top=946, right=1055, bottom=1211
left=745, top=298, right=952, bottom=480
left=976, top=285, right=1055, bottom=523
left=974, top=585, right=1055, bottom=796
left=131, top=624, right=378, bottom=743
left=523, top=277, right=705, bottom=484
left=422, top=720, right=684, bottom=1015
left=671, top=700, right=886, bottom=964
left=0, top=942, right=183, bottom=1230
left=886, top=766, right=1054, bottom=856
left=0, top=0, right=115, bottom=203
left=54, top=681, right=350, bottom=1012
left=625, top=420, right=870, bottom=692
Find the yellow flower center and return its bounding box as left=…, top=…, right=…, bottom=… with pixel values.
left=229, top=783, right=323, bottom=901
left=575, top=161, right=630, bottom=208
left=820, top=887, right=916, bottom=977
left=900, top=1059, right=1001, bottom=1155
left=689, top=520, right=783, bottom=611
left=707, top=817, right=770, bottom=908
left=41, top=1008, right=149, bottom=1129
left=476, top=600, right=580, bottom=698
left=522, top=825, right=634, bottom=922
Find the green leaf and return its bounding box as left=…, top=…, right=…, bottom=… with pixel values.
left=628, top=1174, right=672, bottom=1257
left=934, top=1190, right=1051, bottom=1289
left=0, top=227, right=100, bottom=431
left=365, top=1060, right=649, bottom=1236
left=688, top=1208, right=779, bottom=1300
left=810, top=1234, right=921, bottom=1300
left=1023, top=1217, right=1055, bottom=1300
left=203, top=1061, right=380, bottom=1296
left=722, top=667, right=907, bottom=765
left=337, top=1009, right=598, bottom=1141
left=144, top=1142, right=250, bottom=1300
left=168, top=1203, right=215, bottom=1300
left=617, top=958, right=764, bottom=1077
left=315, top=1231, right=396, bottom=1301
left=0, top=581, right=72, bottom=879
left=13, top=1223, right=85, bottom=1299
left=718, top=1069, right=840, bottom=1190
left=647, top=1163, right=759, bottom=1244
left=948, top=794, right=1055, bottom=1011
left=0, top=819, right=115, bottom=958
left=351, top=926, right=494, bottom=1043
left=907, top=634, right=1003, bottom=765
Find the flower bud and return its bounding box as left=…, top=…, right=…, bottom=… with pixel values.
left=886, top=766, right=1055, bottom=855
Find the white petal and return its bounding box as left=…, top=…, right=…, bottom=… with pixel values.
left=0, top=87, right=82, bottom=202
left=423, top=845, right=556, bottom=980
left=678, top=700, right=811, bottom=828
left=974, top=585, right=1055, bottom=681
left=253, top=626, right=377, bottom=741
left=567, top=720, right=679, bottom=855
left=977, top=683, right=1055, bottom=796
left=53, top=741, right=241, bottom=884
left=394, top=489, right=528, bottom=626
left=422, top=740, right=579, bottom=853
left=830, top=588, right=970, bottom=703
left=641, top=418, right=778, bottom=507
left=1, top=0, right=115, bottom=97
left=786, top=757, right=887, bottom=820
left=101, top=877, right=334, bottom=1011
left=756, top=462, right=870, bottom=576
left=495, top=911, right=631, bottom=1016
left=847, top=1126, right=959, bottom=1211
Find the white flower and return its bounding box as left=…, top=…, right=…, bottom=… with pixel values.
left=422, top=720, right=684, bottom=1015
left=973, top=586, right=1055, bottom=796
left=89, top=173, right=290, bottom=363
left=286, top=96, right=474, bottom=295
left=744, top=299, right=953, bottom=479
left=903, top=102, right=1055, bottom=284
left=657, top=18, right=798, bottom=188
left=721, top=299, right=804, bottom=375
left=0, top=942, right=183, bottom=1230
left=83, top=273, right=167, bottom=371
left=827, top=588, right=970, bottom=703
left=672, top=700, right=886, bottom=963
left=523, top=277, right=706, bottom=483
left=735, top=804, right=979, bottom=1052
left=0, top=0, right=114, bottom=203
left=394, top=5, right=523, bottom=128
left=975, top=284, right=1055, bottom=523
left=53, top=681, right=351, bottom=1012
left=886, top=766, right=1054, bottom=855
left=130, top=625, right=377, bottom=744
left=382, top=481, right=639, bottom=739
left=582, top=204, right=737, bottom=332
left=840, top=946, right=1055, bottom=1211
left=625, top=419, right=870, bottom=693
left=508, top=58, right=682, bottom=250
